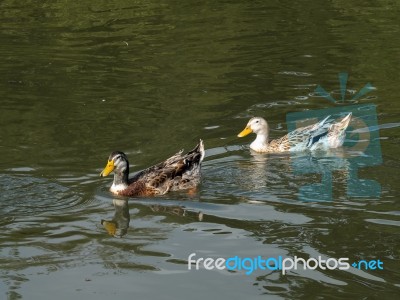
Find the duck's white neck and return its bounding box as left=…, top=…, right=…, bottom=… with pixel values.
left=110, top=182, right=128, bottom=193
left=250, top=132, right=269, bottom=152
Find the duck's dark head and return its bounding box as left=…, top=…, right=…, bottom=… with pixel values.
left=100, top=151, right=129, bottom=177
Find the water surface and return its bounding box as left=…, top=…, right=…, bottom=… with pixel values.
left=1, top=1, right=399, bottom=299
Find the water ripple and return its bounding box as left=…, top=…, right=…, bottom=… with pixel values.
left=0, top=174, right=83, bottom=216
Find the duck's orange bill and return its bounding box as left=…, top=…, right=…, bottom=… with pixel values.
left=100, top=160, right=115, bottom=177
left=237, top=127, right=252, bottom=137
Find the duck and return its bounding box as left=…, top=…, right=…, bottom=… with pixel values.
left=100, top=140, right=205, bottom=197
left=237, top=113, right=352, bottom=153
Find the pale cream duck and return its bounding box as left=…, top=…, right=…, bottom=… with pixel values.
left=238, top=114, right=352, bottom=153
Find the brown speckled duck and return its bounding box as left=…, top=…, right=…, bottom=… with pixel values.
left=100, top=140, right=205, bottom=197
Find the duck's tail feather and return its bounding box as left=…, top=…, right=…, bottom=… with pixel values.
left=338, top=112, right=352, bottom=130
left=329, top=112, right=352, bottom=133
left=186, top=139, right=205, bottom=165
left=323, top=112, right=352, bottom=148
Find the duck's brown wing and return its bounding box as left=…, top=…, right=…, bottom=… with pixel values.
left=128, top=140, right=205, bottom=195
left=128, top=150, right=184, bottom=183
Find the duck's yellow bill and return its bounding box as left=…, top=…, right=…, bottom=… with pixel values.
left=100, top=160, right=115, bottom=177
left=238, top=127, right=252, bottom=137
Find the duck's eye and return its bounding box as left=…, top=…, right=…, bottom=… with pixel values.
left=255, top=120, right=259, bottom=123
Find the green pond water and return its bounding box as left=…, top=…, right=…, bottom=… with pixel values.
left=0, top=1, right=399, bottom=299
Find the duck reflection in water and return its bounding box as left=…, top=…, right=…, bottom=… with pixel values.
left=236, top=145, right=357, bottom=202
left=102, top=200, right=204, bottom=237
left=101, top=199, right=130, bottom=238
